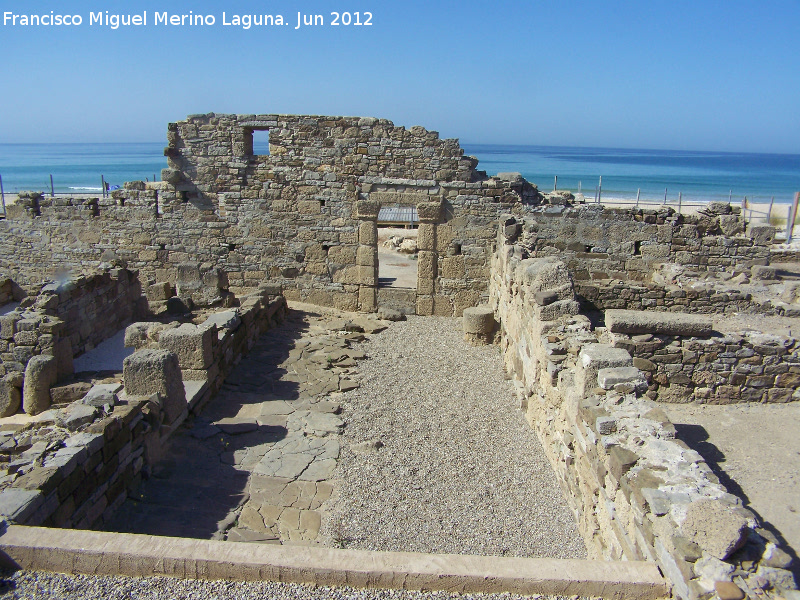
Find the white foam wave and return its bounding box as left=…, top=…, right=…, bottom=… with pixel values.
left=68, top=186, right=104, bottom=191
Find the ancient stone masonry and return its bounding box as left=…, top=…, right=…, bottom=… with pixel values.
left=0, top=269, right=145, bottom=417
left=0, top=114, right=548, bottom=317
left=603, top=311, right=800, bottom=404
left=0, top=286, right=287, bottom=531
left=489, top=221, right=797, bottom=600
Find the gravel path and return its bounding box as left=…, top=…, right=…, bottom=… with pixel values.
left=321, top=316, right=587, bottom=559
left=0, top=570, right=587, bottom=600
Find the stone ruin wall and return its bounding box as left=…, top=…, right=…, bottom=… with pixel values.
left=0, top=114, right=544, bottom=317
left=488, top=222, right=797, bottom=600
left=0, top=286, right=288, bottom=531
left=0, top=270, right=145, bottom=401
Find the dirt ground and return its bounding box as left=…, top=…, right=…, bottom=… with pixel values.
left=377, top=227, right=418, bottom=289
left=663, top=402, right=800, bottom=569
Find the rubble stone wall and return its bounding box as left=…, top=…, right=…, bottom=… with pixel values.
left=0, top=269, right=145, bottom=382
left=0, top=292, right=288, bottom=531
left=517, top=204, right=773, bottom=283
left=576, top=281, right=790, bottom=315
left=0, top=114, right=546, bottom=316
left=609, top=330, right=800, bottom=405
left=489, top=222, right=796, bottom=600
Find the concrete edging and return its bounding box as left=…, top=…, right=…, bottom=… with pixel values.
left=0, top=526, right=668, bottom=599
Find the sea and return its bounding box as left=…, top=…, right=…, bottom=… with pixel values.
left=0, top=142, right=798, bottom=205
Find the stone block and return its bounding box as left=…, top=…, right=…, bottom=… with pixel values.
left=0, top=374, right=22, bottom=417
left=124, top=322, right=153, bottom=349
left=55, top=338, right=73, bottom=380
left=417, top=251, right=437, bottom=280
left=158, top=324, right=214, bottom=369
left=605, top=309, right=713, bottom=337
left=521, top=257, right=573, bottom=292
left=358, top=286, right=377, bottom=313
left=0, top=314, right=20, bottom=340
left=354, top=200, right=380, bottom=220
left=533, top=291, right=558, bottom=306
left=147, top=282, right=173, bottom=302
left=356, top=245, right=378, bottom=267
left=597, top=367, right=643, bottom=390
left=747, top=225, right=775, bottom=245
left=123, top=349, right=186, bottom=425
left=416, top=201, right=442, bottom=223
left=358, top=221, right=377, bottom=245
left=462, top=306, right=495, bottom=334
left=327, top=245, right=356, bottom=264
left=82, top=383, right=123, bottom=408
left=680, top=498, right=747, bottom=560
left=750, top=265, right=777, bottom=281
left=431, top=295, right=453, bottom=317
left=416, top=295, right=434, bottom=316
left=577, top=344, right=633, bottom=397
left=202, top=310, right=241, bottom=331
left=417, top=223, right=436, bottom=251
left=0, top=488, right=43, bottom=523
left=22, top=354, right=57, bottom=416
left=441, top=256, right=465, bottom=279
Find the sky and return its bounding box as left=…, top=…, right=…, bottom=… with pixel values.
left=1, top=0, right=799, bottom=153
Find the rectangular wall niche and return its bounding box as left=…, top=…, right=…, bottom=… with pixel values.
left=244, top=127, right=270, bottom=156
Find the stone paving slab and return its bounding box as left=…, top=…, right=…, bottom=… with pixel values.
left=104, top=306, right=375, bottom=544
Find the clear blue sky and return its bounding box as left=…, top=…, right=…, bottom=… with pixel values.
left=1, top=0, right=799, bottom=153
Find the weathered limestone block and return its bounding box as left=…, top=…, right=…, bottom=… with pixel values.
left=202, top=310, right=241, bottom=331
left=355, top=200, right=380, bottom=220
left=123, top=349, right=186, bottom=425
left=55, top=338, right=73, bottom=380
left=536, top=299, right=580, bottom=321
left=0, top=314, right=20, bottom=340
left=441, top=256, right=465, bottom=279
left=680, top=499, right=748, bottom=560
left=158, top=323, right=215, bottom=369
left=22, top=355, right=57, bottom=415
left=417, top=251, right=437, bottom=280
left=358, top=286, right=377, bottom=313
left=82, top=383, right=122, bottom=408
left=417, top=223, right=436, bottom=251
left=0, top=374, right=22, bottom=417
left=147, top=282, right=173, bottom=302
left=605, top=309, right=713, bottom=337
left=358, top=221, right=377, bottom=245
left=576, top=344, right=633, bottom=397
left=356, top=245, right=377, bottom=267
left=124, top=322, right=154, bottom=349
left=416, top=201, right=442, bottom=223
left=521, top=258, right=573, bottom=296
left=747, top=225, right=775, bottom=246
left=462, top=305, right=496, bottom=345
left=597, top=367, right=646, bottom=393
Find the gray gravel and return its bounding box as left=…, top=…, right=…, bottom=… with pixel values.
left=0, top=570, right=589, bottom=600
left=321, top=316, right=587, bottom=559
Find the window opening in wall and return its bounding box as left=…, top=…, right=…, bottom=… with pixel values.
left=245, top=128, right=270, bottom=156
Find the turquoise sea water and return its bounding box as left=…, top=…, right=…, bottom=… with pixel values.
left=0, top=142, right=797, bottom=204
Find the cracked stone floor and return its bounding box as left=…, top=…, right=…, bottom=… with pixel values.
left=104, top=304, right=385, bottom=545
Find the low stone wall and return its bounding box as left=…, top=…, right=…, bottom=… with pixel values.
left=489, top=224, right=797, bottom=600
left=517, top=203, right=773, bottom=281
left=576, top=281, right=793, bottom=316
left=605, top=319, right=800, bottom=405
left=0, top=290, right=288, bottom=531
left=126, top=286, right=288, bottom=413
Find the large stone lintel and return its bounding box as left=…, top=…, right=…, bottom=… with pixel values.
left=605, top=309, right=713, bottom=338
